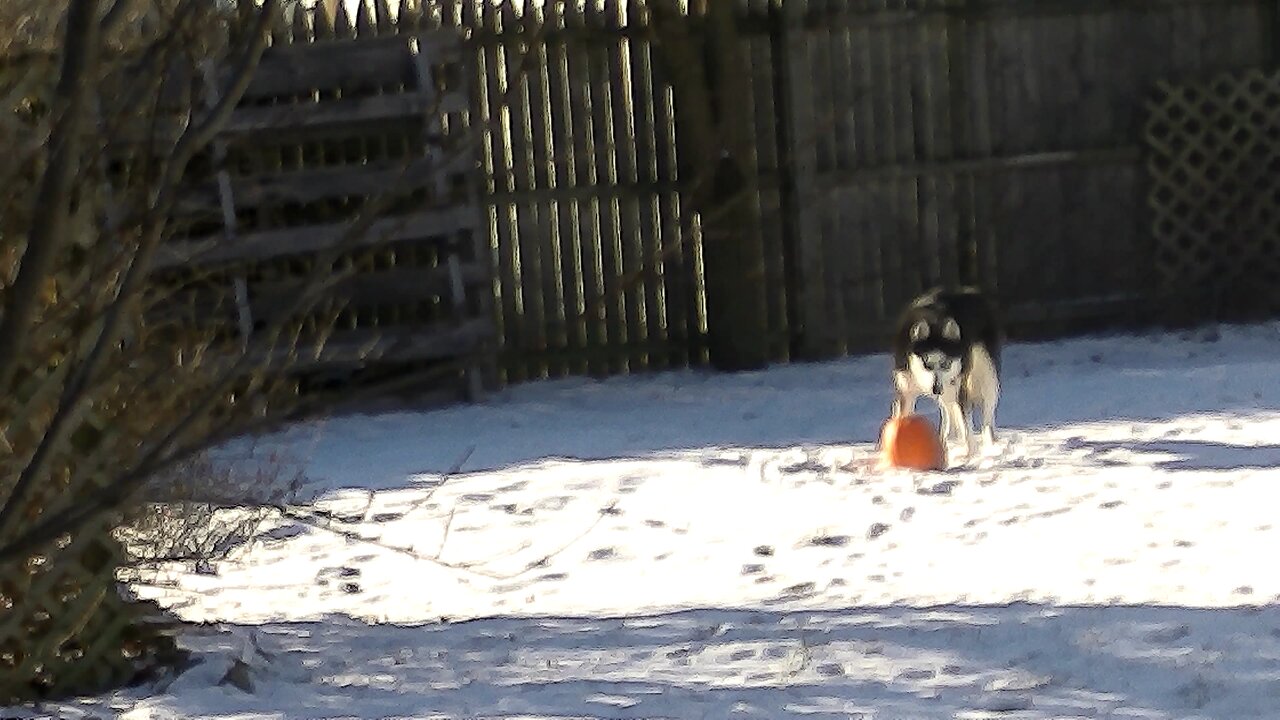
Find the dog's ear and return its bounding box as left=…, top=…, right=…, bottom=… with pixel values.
left=942, top=318, right=961, bottom=341
left=909, top=319, right=930, bottom=342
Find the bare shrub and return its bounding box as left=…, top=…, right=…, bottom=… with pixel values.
left=118, top=449, right=306, bottom=574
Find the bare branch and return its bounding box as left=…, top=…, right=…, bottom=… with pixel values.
left=162, top=0, right=277, bottom=193
left=0, top=0, right=104, bottom=384
left=0, top=0, right=280, bottom=543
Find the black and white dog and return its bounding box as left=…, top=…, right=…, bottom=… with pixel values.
left=891, top=286, right=1003, bottom=459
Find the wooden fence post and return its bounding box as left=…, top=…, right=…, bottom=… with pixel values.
left=197, top=61, right=255, bottom=346
left=410, top=31, right=486, bottom=399
left=775, top=0, right=839, bottom=360
left=651, top=1, right=770, bottom=371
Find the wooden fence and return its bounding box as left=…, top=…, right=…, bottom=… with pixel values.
left=456, top=0, right=1275, bottom=381
left=162, top=0, right=1277, bottom=389
left=772, top=0, right=1270, bottom=356
left=1146, top=66, right=1280, bottom=323
left=467, top=1, right=698, bottom=381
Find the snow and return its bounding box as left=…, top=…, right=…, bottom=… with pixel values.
left=16, top=322, right=1280, bottom=719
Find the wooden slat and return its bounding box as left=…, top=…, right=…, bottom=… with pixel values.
left=258, top=317, right=494, bottom=370
left=356, top=0, right=376, bottom=37
left=230, top=34, right=460, bottom=100
left=628, top=0, right=668, bottom=370
left=499, top=335, right=709, bottom=370
left=747, top=15, right=786, bottom=362
left=779, top=1, right=835, bottom=359
left=832, top=14, right=873, bottom=344
left=545, top=1, right=588, bottom=375
left=251, top=262, right=488, bottom=319
left=335, top=0, right=355, bottom=37
left=565, top=0, right=609, bottom=377
left=156, top=208, right=477, bottom=269
left=221, top=92, right=467, bottom=135
left=811, top=18, right=847, bottom=353
left=269, top=0, right=292, bottom=46
left=586, top=1, right=628, bottom=375
left=503, top=0, right=547, bottom=380
left=479, top=1, right=523, bottom=383
left=375, top=0, right=395, bottom=34
left=524, top=5, right=567, bottom=378
left=177, top=157, right=448, bottom=213
left=165, top=261, right=487, bottom=323
left=603, top=0, right=645, bottom=373
left=654, top=54, right=691, bottom=368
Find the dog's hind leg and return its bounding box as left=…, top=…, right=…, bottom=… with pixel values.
left=978, top=399, right=997, bottom=448
left=964, top=346, right=1000, bottom=453
left=952, top=402, right=972, bottom=457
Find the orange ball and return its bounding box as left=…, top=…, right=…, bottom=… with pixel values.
left=879, top=414, right=945, bottom=471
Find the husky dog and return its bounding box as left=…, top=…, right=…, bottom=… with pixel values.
left=891, top=286, right=1003, bottom=458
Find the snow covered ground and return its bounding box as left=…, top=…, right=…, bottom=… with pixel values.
left=18, top=323, right=1280, bottom=719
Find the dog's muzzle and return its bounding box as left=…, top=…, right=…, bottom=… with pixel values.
left=932, top=378, right=943, bottom=395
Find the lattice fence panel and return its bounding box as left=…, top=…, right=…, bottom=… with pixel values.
left=0, top=515, right=181, bottom=703
left=1145, top=68, right=1280, bottom=322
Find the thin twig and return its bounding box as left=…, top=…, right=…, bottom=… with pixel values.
left=273, top=504, right=523, bottom=580
left=0, top=359, right=468, bottom=561
left=434, top=508, right=456, bottom=560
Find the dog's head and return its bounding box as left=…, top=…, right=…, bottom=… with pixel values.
left=906, top=317, right=963, bottom=397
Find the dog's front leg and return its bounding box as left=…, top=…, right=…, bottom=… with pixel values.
left=941, top=400, right=969, bottom=458
left=937, top=399, right=956, bottom=446
left=891, top=370, right=919, bottom=418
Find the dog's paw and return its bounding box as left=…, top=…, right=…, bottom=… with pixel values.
left=945, top=444, right=972, bottom=468
left=970, top=435, right=1014, bottom=468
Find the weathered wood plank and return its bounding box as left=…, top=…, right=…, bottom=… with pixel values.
left=628, top=0, right=669, bottom=369
left=746, top=13, right=783, bottom=361
left=523, top=6, right=570, bottom=378
left=831, top=10, right=876, bottom=342
left=177, top=157, right=449, bottom=213
left=170, top=261, right=488, bottom=323
left=779, top=0, right=836, bottom=359
left=156, top=208, right=477, bottom=269
left=810, top=16, right=848, bottom=353
left=221, top=92, right=467, bottom=135
left=604, top=0, right=647, bottom=372
left=646, top=18, right=690, bottom=368
left=544, top=2, right=588, bottom=375
left=586, top=1, right=629, bottom=375
left=231, top=33, right=460, bottom=99
left=657, top=191, right=691, bottom=368
left=564, top=0, right=610, bottom=377
left=259, top=317, right=494, bottom=370
left=477, top=1, right=524, bottom=383
left=251, top=262, right=488, bottom=319
left=498, top=1, right=547, bottom=381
